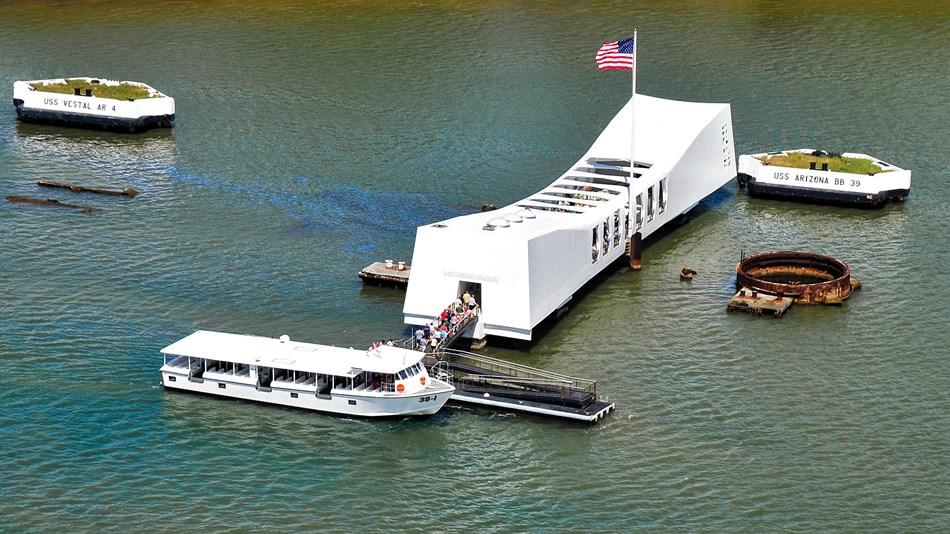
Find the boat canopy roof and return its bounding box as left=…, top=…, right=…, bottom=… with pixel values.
left=161, top=330, right=423, bottom=376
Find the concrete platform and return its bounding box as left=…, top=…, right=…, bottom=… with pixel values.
left=727, top=287, right=794, bottom=317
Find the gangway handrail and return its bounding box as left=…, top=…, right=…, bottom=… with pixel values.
left=435, top=310, right=478, bottom=351
left=412, top=302, right=480, bottom=353
left=434, top=348, right=598, bottom=401
left=439, top=348, right=596, bottom=387
left=459, top=375, right=576, bottom=387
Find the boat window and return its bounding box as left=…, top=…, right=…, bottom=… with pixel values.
left=274, top=368, right=293, bottom=383
left=591, top=227, right=599, bottom=264
left=602, top=220, right=610, bottom=255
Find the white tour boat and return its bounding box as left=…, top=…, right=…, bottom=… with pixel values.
left=13, top=77, right=175, bottom=132
left=403, top=93, right=736, bottom=341
left=737, top=148, right=911, bottom=206
left=160, top=330, right=455, bottom=417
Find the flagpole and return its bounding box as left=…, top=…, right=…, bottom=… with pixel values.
left=630, top=29, right=637, bottom=183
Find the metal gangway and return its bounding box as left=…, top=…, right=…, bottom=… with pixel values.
left=406, top=301, right=480, bottom=353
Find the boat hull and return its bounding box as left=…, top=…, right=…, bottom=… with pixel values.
left=161, top=370, right=453, bottom=417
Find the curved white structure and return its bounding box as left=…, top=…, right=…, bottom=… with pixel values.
left=13, top=77, right=175, bottom=132
left=404, top=94, right=736, bottom=341
left=160, top=331, right=454, bottom=417
left=737, top=149, right=911, bottom=206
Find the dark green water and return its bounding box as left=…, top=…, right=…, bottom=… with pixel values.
left=1, top=1, right=947, bottom=531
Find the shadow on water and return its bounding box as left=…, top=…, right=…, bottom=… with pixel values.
left=11, top=120, right=178, bottom=184
left=13, top=119, right=176, bottom=140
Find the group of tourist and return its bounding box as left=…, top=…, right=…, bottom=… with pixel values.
left=414, top=291, right=479, bottom=351
left=552, top=185, right=610, bottom=213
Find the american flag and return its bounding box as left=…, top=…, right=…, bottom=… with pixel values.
left=596, top=37, right=635, bottom=71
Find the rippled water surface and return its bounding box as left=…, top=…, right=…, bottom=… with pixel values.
left=1, top=1, right=948, bottom=531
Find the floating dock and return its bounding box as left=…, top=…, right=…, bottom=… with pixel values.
left=423, top=349, right=614, bottom=423
left=358, top=260, right=410, bottom=288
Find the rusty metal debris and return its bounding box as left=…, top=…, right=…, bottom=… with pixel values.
left=37, top=180, right=138, bottom=197
left=5, top=195, right=101, bottom=214
left=680, top=266, right=696, bottom=281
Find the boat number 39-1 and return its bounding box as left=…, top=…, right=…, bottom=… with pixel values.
left=418, top=396, right=437, bottom=403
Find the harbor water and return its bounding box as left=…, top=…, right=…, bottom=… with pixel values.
left=1, top=1, right=947, bottom=531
